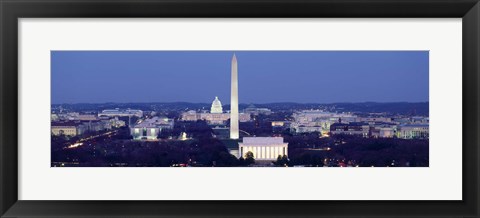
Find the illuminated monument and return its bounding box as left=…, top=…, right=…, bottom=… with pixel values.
left=230, top=53, right=239, bottom=139
left=210, top=96, right=223, bottom=114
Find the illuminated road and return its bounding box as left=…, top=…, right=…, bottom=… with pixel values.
left=66, top=130, right=118, bottom=149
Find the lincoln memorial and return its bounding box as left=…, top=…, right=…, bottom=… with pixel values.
left=239, top=137, right=288, bottom=160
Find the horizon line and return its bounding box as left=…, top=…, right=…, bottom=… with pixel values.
left=51, top=101, right=430, bottom=105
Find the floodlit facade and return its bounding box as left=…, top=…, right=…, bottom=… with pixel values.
left=51, top=123, right=82, bottom=136
left=51, top=122, right=82, bottom=136
left=181, top=110, right=250, bottom=125
left=51, top=120, right=112, bottom=136
left=369, top=122, right=397, bottom=138
left=130, top=116, right=174, bottom=140
left=397, top=124, right=429, bottom=139
left=103, top=117, right=126, bottom=128
left=230, top=53, right=239, bottom=139
left=181, top=96, right=250, bottom=125
left=210, top=96, right=223, bottom=114
left=239, top=137, right=288, bottom=160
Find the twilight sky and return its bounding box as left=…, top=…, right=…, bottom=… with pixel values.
left=51, top=51, right=428, bottom=104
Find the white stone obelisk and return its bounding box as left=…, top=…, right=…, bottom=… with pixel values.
left=230, top=53, right=239, bottom=139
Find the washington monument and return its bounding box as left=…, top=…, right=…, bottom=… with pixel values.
left=230, top=53, right=239, bottom=139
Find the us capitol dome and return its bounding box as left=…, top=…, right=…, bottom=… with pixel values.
left=210, top=96, right=223, bottom=114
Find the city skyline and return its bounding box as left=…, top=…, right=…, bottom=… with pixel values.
left=51, top=51, right=429, bottom=167
left=51, top=51, right=429, bottom=104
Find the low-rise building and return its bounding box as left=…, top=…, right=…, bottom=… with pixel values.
left=130, top=116, right=174, bottom=140
left=181, top=110, right=250, bottom=125
left=367, top=122, right=397, bottom=138
left=271, top=121, right=291, bottom=133
left=244, top=104, right=272, bottom=115
left=75, top=114, right=98, bottom=121
left=98, top=108, right=143, bottom=117
left=355, top=117, right=392, bottom=124
left=330, top=122, right=370, bottom=137
left=397, top=124, right=429, bottom=139
left=370, top=126, right=396, bottom=138
left=51, top=121, right=87, bottom=136
left=102, top=117, right=126, bottom=128
left=290, top=110, right=356, bottom=135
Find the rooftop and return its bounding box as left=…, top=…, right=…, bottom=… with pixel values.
left=400, top=123, right=429, bottom=127
left=51, top=121, right=82, bottom=127
left=242, top=137, right=285, bottom=144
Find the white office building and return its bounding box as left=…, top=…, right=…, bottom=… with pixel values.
left=130, top=116, right=174, bottom=140
left=397, top=124, right=429, bottom=139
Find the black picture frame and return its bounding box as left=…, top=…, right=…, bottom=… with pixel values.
left=1, top=0, right=479, bottom=217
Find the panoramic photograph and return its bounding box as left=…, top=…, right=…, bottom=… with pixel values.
left=51, top=51, right=429, bottom=167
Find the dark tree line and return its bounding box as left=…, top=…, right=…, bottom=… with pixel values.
left=286, top=134, right=428, bottom=167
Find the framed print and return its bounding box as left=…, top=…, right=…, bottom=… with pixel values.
left=1, top=0, right=479, bottom=217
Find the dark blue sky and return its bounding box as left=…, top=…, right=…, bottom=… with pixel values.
left=51, top=51, right=428, bottom=104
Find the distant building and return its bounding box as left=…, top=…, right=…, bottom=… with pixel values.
left=410, top=116, right=429, bottom=124
left=244, top=104, right=272, bottom=115
left=75, top=114, right=98, bottom=121
left=81, top=120, right=112, bottom=132
left=51, top=113, right=59, bottom=121
left=369, top=123, right=397, bottom=138
left=98, top=108, right=143, bottom=117
left=392, top=116, right=429, bottom=125
left=291, top=110, right=356, bottom=135
left=181, top=110, right=199, bottom=121
left=238, top=137, right=288, bottom=160
left=330, top=122, right=370, bottom=137
left=355, top=117, right=392, bottom=124
left=181, top=97, right=251, bottom=125
left=201, top=113, right=233, bottom=125
left=102, top=117, right=126, bottom=128
left=130, top=116, right=174, bottom=140
left=53, top=112, right=101, bottom=123
left=52, top=120, right=117, bottom=137
left=271, top=121, right=287, bottom=127
left=397, top=124, right=429, bottom=139
left=296, top=125, right=323, bottom=134
left=271, top=121, right=291, bottom=133
left=51, top=121, right=85, bottom=136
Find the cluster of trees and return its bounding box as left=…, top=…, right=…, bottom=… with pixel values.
left=238, top=151, right=255, bottom=166
left=273, top=155, right=289, bottom=166
left=52, top=137, right=239, bottom=167
left=158, top=120, right=212, bottom=140
left=286, top=134, right=429, bottom=167
left=239, top=112, right=293, bottom=137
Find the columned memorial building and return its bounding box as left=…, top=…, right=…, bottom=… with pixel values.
left=239, top=137, right=289, bottom=160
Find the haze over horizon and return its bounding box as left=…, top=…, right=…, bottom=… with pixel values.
left=51, top=51, right=429, bottom=104
left=51, top=100, right=429, bottom=105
